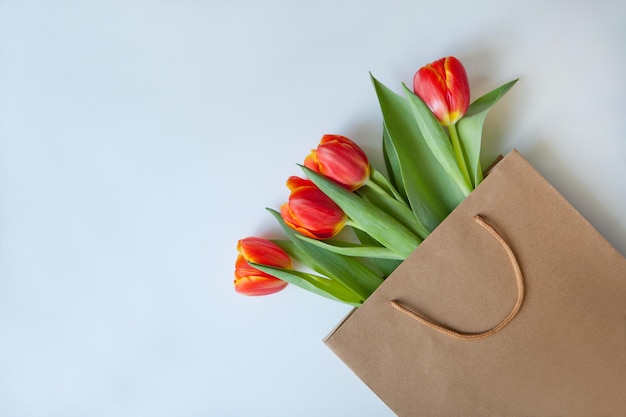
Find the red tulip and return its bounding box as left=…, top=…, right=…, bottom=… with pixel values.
left=413, top=56, right=470, bottom=126
left=304, top=134, right=370, bottom=191
left=234, top=237, right=290, bottom=296
left=280, top=176, right=347, bottom=239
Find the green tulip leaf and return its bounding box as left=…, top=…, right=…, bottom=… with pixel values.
left=270, top=239, right=317, bottom=268
left=358, top=179, right=429, bottom=239
left=371, top=75, right=465, bottom=231
left=369, top=165, right=406, bottom=203
left=464, top=79, right=519, bottom=118
left=352, top=228, right=403, bottom=277
left=294, top=235, right=404, bottom=260
left=457, top=79, right=518, bottom=187
left=301, top=166, right=420, bottom=258
left=381, top=125, right=408, bottom=203
left=250, top=263, right=363, bottom=306
left=401, top=83, right=472, bottom=196
left=267, top=208, right=383, bottom=300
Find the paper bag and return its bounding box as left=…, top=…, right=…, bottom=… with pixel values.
left=324, top=150, right=626, bottom=416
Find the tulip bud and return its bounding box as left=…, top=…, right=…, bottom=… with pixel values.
left=234, top=237, right=290, bottom=296
left=280, top=176, right=348, bottom=239
left=304, top=134, right=370, bottom=191
left=413, top=56, right=470, bottom=126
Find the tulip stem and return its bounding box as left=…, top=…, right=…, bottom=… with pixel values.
left=364, top=176, right=406, bottom=207
left=448, top=124, right=473, bottom=192
left=369, top=167, right=407, bottom=203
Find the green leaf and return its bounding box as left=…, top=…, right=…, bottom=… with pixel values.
left=457, top=79, right=518, bottom=187
left=358, top=178, right=429, bottom=239
left=381, top=125, right=408, bottom=203
left=401, top=84, right=472, bottom=196
left=267, top=209, right=384, bottom=300
left=353, top=229, right=402, bottom=277
left=294, top=234, right=404, bottom=260
left=250, top=263, right=363, bottom=306
left=301, top=166, right=420, bottom=258
left=270, top=240, right=323, bottom=272
left=369, top=165, right=406, bottom=203
left=464, top=79, right=519, bottom=118
left=371, top=75, right=465, bottom=231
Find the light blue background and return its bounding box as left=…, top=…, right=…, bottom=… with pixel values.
left=1, top=1, right=625, bottom=416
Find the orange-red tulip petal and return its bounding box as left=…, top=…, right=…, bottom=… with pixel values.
left=413, top=56, right=470, bottom=126
left=280, top=176, right=347, bottom=239
left=234, top=238, right=291, bottom=296
left=304, top=134, right=370, bottom=191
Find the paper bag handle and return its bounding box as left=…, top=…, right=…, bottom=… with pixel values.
left=390, top=215, right=524, bottom=341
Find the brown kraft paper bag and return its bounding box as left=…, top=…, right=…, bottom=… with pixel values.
left=324, top=150, right=626, bottom=416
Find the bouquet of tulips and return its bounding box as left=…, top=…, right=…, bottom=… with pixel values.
left=234, top=57, right=517, bottom=306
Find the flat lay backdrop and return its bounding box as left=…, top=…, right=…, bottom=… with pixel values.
left=1, top=1, right=625, bottom=416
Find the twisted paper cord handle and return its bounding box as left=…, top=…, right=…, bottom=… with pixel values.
left=390, top=215, right=525, bottom=341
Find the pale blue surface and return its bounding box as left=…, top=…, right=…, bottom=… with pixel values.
left=1, top=1, right=625, bottom=416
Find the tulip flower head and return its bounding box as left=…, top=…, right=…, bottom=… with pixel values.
left=280, top=176, right=348, bottom=239
left=234, top=237, right=291, bottom=296
left=413, top=56, right=470, bottom=126
left=304, top=134, right=370, bottom=191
